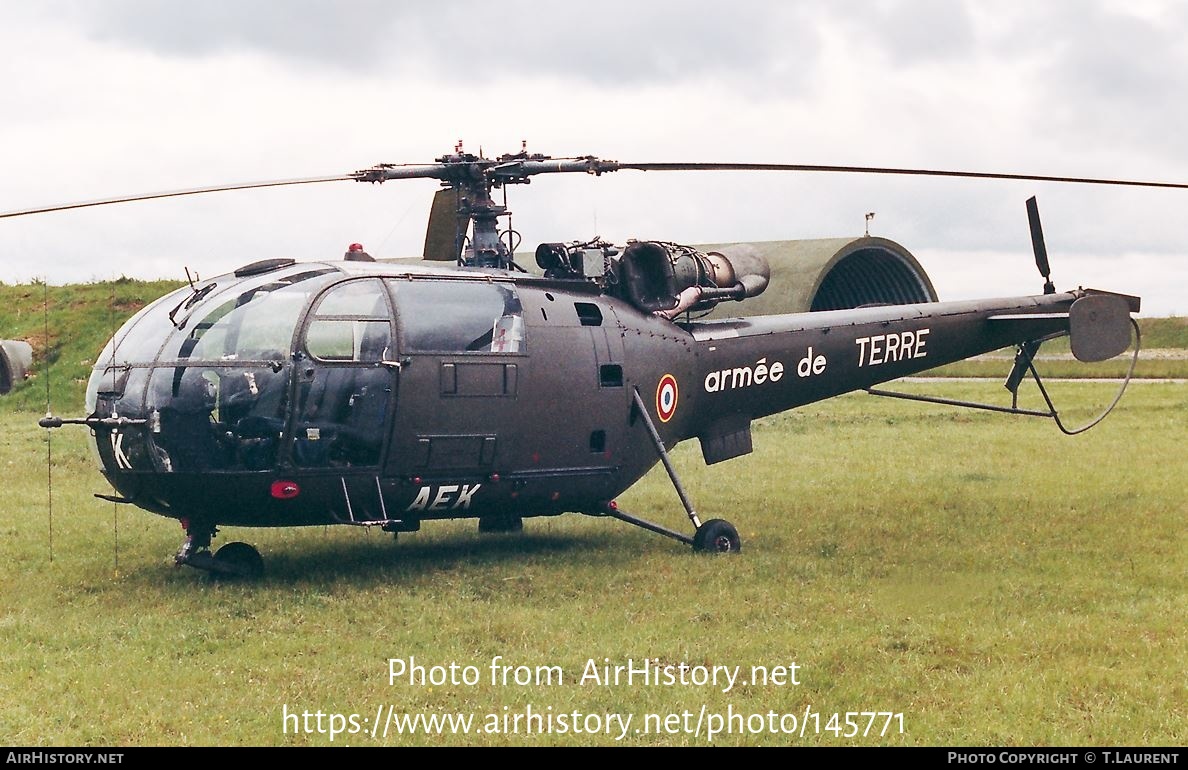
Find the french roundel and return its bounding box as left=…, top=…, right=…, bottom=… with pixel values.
left=656, top=374, right=679, bottom=422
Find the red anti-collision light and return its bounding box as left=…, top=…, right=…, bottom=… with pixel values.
left=270, top=480, right=300, bottom=500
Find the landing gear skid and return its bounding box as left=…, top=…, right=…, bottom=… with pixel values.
left=174, top=521, right=264, bottom=579
left=607, top=390, right=742, bottom=554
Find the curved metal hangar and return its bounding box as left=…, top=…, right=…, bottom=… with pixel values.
left=700, top=236, right=937, bottom=317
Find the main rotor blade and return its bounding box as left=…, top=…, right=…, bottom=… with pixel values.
left=6, top=155, right=1185, bottom=222
left=0, top=174, right=354, bottom=219
left=616, top=162, right=1188, bottom=191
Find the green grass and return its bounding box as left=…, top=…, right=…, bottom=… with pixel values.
left=0, top=279, right=186, bottom=412
left=1137, top=316, right=1188, bottom=348
left=1, top=381, right=1183, bottom=746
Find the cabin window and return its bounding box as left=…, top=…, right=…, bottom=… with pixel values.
left=294, top=279, right=394, bottom=468
left=313, top=279, right=388, bottom=317
left=599, top=364, right=623, bottom=387
left=291, top=365, right=390, bottom=468
left=575, top=302, right=603, bottom=326
left=306, top=320, right=392, bottom=362
left=388, top=279, right=524, bottom=353
left=304, top=279, right=393, bottom=363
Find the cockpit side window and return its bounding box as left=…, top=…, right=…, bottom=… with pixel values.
left=292, top=279, right=394, bottom=469
left=304, top=279, right=392, bottom=362
left=387, top=279, right=524, bottom=353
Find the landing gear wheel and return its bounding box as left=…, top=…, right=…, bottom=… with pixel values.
left=478, top=514, right=523, bottom=534
left=693, top=519, right=741, bottom=553
left=211, top=541, right=264, bottom=579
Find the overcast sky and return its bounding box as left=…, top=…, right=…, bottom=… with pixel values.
left=1, top=1, right=1184, bottom=313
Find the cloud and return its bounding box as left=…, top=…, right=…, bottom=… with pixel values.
left=44, top=0, right=821, bottom=90
left=825, top=0, right=976, bottom=67
left=2, top=1, right=1184, bottom=313
left=1040, top=4, right=1188, bottom=159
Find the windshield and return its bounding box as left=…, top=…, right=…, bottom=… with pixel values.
left=162, top=268, right=337, bottom=363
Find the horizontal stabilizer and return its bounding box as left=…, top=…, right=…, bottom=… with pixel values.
left=988, top=313, right=1068, bottom=321
left=988, top=291, right=1136, bottom=364
left=985, top=312, right=1071, bottom=343
left=1080, top=288, right=1141, bottom=314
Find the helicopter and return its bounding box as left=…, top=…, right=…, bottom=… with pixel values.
left=10, top=143, right=1169, bottom=578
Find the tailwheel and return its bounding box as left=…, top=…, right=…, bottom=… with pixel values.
left=693, top=519, right=741, bottom=554
left=211, top=541, right=264, bottom=579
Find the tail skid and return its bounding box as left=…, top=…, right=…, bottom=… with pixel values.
left=867, top=295, right=1141, bottom=435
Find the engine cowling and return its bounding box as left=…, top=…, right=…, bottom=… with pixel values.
left=614, top=241, right=770, bottom=317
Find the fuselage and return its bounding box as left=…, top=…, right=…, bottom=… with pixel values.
left=85, top=259, right=1091, bottom=531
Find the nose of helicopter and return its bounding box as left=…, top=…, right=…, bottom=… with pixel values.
left=84, top=262, right=344, bottom=480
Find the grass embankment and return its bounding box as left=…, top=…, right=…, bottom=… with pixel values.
left=0, top=381, right=1183, bottom=745
left=0, top=279, right=185, bottom=412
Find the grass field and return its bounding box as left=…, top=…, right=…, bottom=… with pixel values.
left=1, top=379, right=1183, bottom=746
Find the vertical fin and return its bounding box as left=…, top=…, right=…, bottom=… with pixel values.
left=423, top=188, right=466, bottom=262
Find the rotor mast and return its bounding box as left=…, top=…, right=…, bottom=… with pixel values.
left=351, top=143, right=620, bottom=269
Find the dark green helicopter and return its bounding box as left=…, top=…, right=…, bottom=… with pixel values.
left=13, top=145, right=1170, bottom=577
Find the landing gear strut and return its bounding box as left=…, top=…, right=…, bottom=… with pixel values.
left=174, top=519, right=264, bottom=578
left=603, top=389, right=742, bottom=554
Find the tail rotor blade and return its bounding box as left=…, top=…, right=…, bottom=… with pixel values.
left=1025, top=196, right=1055, bottom=294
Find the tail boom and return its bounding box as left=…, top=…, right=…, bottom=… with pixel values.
left=681, top=288, right=1135, bottom=434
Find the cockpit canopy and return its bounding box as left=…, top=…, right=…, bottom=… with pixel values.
left=86, top=262, right=525, bottom=476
